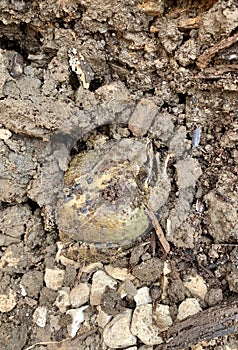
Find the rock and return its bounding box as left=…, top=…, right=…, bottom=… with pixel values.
left=49, top=314, right=61, bottom=332
left=0, top=205, right=32, bottom=244
left=55, top=242, right=82, bottom=269
left=39, top=287, right=57, bottom=305
left=90, top=270, right=117, bottom=306
left=227, top=270, right=238, bottom=293
left=33, top=306, right=47, bottom=327
left=101, top=287, right=126, bottom=316
left=169, top=126, right=190, bottom=158
left=131, top=304, right=163, bottom=345
left=20, top=270, right=44, bottom=298
left=175, top=158, right=202, bottom=189
left=150, top=111, right=174, bottom=141
left=205, top=185, right=238, bottom=243
left=205, top=288, right=223, bottom=306
left=134, top=287, right=152, bottom=306
left=183, top=274, right=208, bottom=300
left=54, top=287, right=71, bottom=313
left=153, top=304, right=173, bottom=331
left=166, top=277, right=186, bottom=303
left=105, top=265, right=134, bottom=281
left=0, top=128, right=12, bottom=140
left=82, top=262, right=104, bottom=274
left=66, top=306, right=88, bottom=338
left=177, top=298, right=202, bottom=320
left=0, top=288, right=17, bottom=312
left=44, top=267, right=65, bottom=291
left=129, top=98, right=158, bottom=137
left=19, top=284, right=27, bottom=297
left=63, top=265, right=77, bottom=288
left=96, top=306, right=112, bottom=328
left=132, top=258, right=163, bottom=282
left=70, top=283, right=91, bottom=308
left=118, top=280, right=137, bottom=299
left=24, top=296, right=37, bottom=307
left=103, top=309, right=137, bottom=348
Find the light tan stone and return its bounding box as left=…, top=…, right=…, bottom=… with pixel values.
left=177, top=298, right=202, bottom=320
left=183, top=274, right=207, bottom=300
left=0, top=288, right=17, bottom=312
left=154, top=304, right=173, bottom=331
left=131, top=304, right=163, bottom=346
left=90, top=270, right=117, bottom=306
left=70, top=283, right=91, bottom=308
left=103, top=309, right=136, bottom=348
left=44, top=267, right=65, bottom=291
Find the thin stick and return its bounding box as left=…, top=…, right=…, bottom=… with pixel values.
left=145, top=207, right=170, bottom=255
left=24, top=328, right=98, bottom=350
left=24, top=338, right=71, bottom=350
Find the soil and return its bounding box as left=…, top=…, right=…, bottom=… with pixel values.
left=0, top=1, right=238, bottom=350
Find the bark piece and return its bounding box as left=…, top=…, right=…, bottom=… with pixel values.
left=197, top=33, right=238, bottom=69
left=155, top=300, right=238, bottom=350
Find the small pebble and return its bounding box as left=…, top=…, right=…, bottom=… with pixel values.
left=192, top=127, right=201, bottom=148
left=33, top=306, right=47, bottom=327
left=10, top=53, right=24, bottom=78
left=0, top=128, right=12, bottom=140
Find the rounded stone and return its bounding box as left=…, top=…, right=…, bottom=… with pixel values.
left=56, top=138, right=154, bottom=247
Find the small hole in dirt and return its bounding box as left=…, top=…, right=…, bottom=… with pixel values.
left=26, top=198, right=40, bottom=214
left=143, top=87, right=155, bottom=96
left=178, top=93, right=186, bottom=104
left=70, top=140, right=88, bottom=156
left=0, top=37, right=29, bottom=62
left=68, top=71, right=80, bottom=91
left=161, top=102, right=169, bottom=109
left=0, top=201, right=11, bottom=209
left=89, top=78, right=104, bottom=92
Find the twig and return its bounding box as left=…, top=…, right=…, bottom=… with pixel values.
left=155, top=299, right=238, bottom=350
left=197, top=33, right=238, bottom=69
left=24, top=328, right=98, bottom=350
left=145, top=207, right=170, bottom=255
left=24, top=338, right=71, bottom=350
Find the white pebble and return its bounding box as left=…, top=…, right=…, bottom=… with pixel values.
left=0, top=128, right=12, bottom=140
left=192, top=127, right=201, bottom=148
left=134, top=287, right=152, bottom=306
left=33, top=306, right=47, bottom=327
left=66, top=306, right=88, bottom=338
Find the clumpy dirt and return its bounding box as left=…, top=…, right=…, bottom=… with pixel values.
left=0, top=1, right=238, bottom=349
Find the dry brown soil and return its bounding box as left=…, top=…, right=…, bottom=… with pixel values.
left=0, top=1, right=237, bottom=349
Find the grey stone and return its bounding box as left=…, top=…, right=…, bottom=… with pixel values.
left=129, top=98, right=157, bottom=137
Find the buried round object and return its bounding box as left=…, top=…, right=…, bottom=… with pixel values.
left=56, top=137, right=170, bottom=249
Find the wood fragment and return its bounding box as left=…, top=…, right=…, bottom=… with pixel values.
left=177, top=15, right=201, bottom=30
left=196, top=64, right=238, bottom=78
left=197, top=33, right=238, bottom=69
left=155, top=299, right=238, bottom=350
left=145, top=207, right=170, bottom=255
